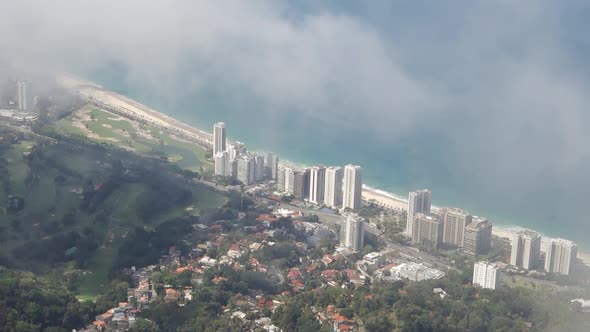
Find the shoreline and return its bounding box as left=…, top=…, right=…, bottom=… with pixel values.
left=57, top=74, right=590, bottom=266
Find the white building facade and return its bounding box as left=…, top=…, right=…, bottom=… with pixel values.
left=213, top=122, right=227, bottom=156
left=406, top=189, right=432, bottom=237
left=342, top=164, right=362, bottom=211
left=324, top=166, right=343, bottom=208
left=473, top=261, right=500, bottom=290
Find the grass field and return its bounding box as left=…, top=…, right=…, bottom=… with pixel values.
left=54, top=106, right=213, bottom=172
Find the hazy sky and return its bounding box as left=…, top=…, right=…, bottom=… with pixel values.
left=3, top=1, right=590, bottom=234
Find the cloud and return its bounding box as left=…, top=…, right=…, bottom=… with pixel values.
left=3, top=0, right=590, bottom=238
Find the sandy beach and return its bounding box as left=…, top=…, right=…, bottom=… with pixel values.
left=58, top=74, right=590, bottom=266
left=58, top=75, right=213, bottom=146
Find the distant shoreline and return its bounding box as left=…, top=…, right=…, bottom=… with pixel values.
left=57, top=74, right=590, bottom=266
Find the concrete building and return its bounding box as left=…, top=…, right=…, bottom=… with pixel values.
left=342, top=164, right=363, bottom=211
left=406, top=189, right=432, bottom=237
left=17, top=81, right=27, bottom=111
left=213, top=122, right=227, bottom=156
left=439, top=207, right=472, bottom=247
left=254, top=154, right=265, bottom=182
left=277, top=166, right=286, bottom=192
left=463, top=217, right=492, bottom=256
left=293, top=168, right=310, bottom=200
left=340, top=213, right=365, bottom=252
left=308, top=165, right=326, bottom=205
left=544, top=238, right=577, bottom=275
left=266, top=153, right=279, bottom=180
left=510, top=230, right=541, bottom=270
left=413, top=212, right=443, bottom=249
left=214, top=151, right=230, bottom=177
left=324, top=166, right=343, bottom=208
left=284, top=167, right=295, bottom=194
left=237, top=155, right=255, bottom=185
left=473, top=261, right=500, bottom=290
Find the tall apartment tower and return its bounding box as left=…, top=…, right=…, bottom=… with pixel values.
left=413, top=212, right=443, bottom=249
left=510, top=230, right=541, bottom=270
left=284, top=167, right=295, bottom=194
left=463, top=217, right=493, bottom=255
left=342, top=164, right=363, bottom=211
left=308, top=165, right=326, bottom=204
left=544, top=238, right=577, bottom=275
left=254, top=154, right=265, bottom=182
left=294, top=168, right=310, bottom=200
left=17, top=81, right=27, bottom=111
left=213, top=122, right=227, bottom=156
left=440, top=207, right=472, bottom=247
left=214, top=151, right=230, bottom=177
left=472, top=261, right=500, bottom=290
left=277, top=166, right=286, bottom=192
left=324, top=166, right=343, bottom=208
left=266, top=153, right=279, bottom=180
left=237, top=155, right=254, bottom=185
left=406, top=189, right=432, bottom=237
left=340, top=213, right=365, bottom=252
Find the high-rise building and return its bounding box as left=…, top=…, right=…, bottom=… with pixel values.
left=237, top=155, right=254, bottom=185
left=510, top=230, right=541, bottom=270
left=254, top=154, right=265, bottom=182
left=284, top=167, right=295, bottom=194
left=342, top=164, right=363, bottom=211
left=308, top=165, right=326, bottom=204
left=277, top=166, right=286, bottom=192
left=227, top=142, right=246, bottom=161
left=17, top=81, right=27, bottom=111
left=472, top=261, right=500, bottom=290
left=440, top=207, right=472, bottom=247
left=413, top=212, right=443, bottom=249
left=294, top=168, right=310, bottom=200
left=463, top=217, right=492, bottom=256
left=406, top=189, right=432, bottom=237
left=340, top=213, right=365, bottom=252
left=544, top=238, right=577, bottom=275
left=213, top=122, right=227, bottom=156
left=214, top=151, right=230, bottom=177
left=266, top=153, right=279, bottom=180
left=324, top=166, right=343, bottom=208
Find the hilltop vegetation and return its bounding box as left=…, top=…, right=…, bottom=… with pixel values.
left=0, top=128, right=226, bottom=298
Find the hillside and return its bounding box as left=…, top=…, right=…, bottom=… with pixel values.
left=0, top=128, right=226, bottom=297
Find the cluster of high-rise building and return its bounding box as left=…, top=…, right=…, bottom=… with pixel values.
left=509, top=230, right=577, bottom=275
left=406, top=190, right=492, bottom=255
left=277, top=164, right=363, bottom=211
left=213, top=122, right=278, bottom=185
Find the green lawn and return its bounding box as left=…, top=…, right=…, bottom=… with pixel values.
left=76, top=246, right=117, bottom=299
left=55, top=107, right=211, bottom=172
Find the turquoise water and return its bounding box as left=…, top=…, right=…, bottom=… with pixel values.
left=87, top=64, right=590, bottom=249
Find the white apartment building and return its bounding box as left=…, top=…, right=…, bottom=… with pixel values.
left=473, top=261, right=500, bottom=290
left=324, top=166, right=343, bottom=208
left=213, top=122, right=226, bottom=156
left=308, top=165, right=326, bottom=204
left=406, top=189, right=432, bottom=237
left=342, top=164, right=362, bottom=211
left=510, top=230, right=541, bottom=270
left=340, top=213, right=365, bottom=252
left=544, top=238, right=577, bottom=275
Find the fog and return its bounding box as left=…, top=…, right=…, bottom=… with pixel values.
left=2, top=1, right=590, bottom=238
